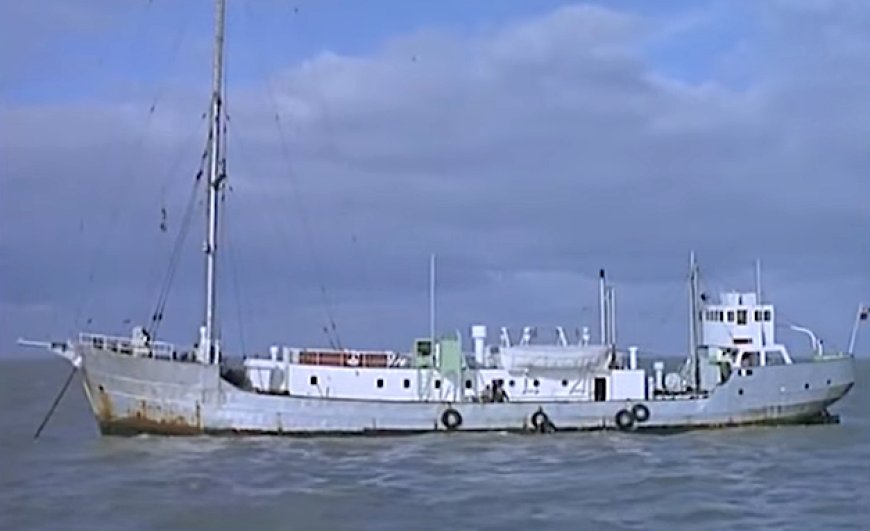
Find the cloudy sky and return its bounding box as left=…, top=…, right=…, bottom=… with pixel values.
left=1, top=0, right=868, bottom=359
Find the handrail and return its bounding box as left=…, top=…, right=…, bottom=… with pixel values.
left=79, top=332, right=177, bottom=358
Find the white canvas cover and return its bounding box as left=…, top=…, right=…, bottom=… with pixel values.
left=499, top=345, right=609, bottom=371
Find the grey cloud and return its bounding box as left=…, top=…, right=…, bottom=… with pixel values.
left=2, top=2, right=869, bottom=356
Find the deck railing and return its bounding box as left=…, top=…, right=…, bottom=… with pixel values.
left=79, top=332, right=179, bottom=359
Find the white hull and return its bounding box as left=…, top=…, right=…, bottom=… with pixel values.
left=78, top=345, right=854, bottom=436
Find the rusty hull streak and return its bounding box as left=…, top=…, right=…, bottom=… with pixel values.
left=100, top=415, right=203, bottom=436
left=95, top=388, right=203, bottom=436
left=95, top=385, right=113, bottom=424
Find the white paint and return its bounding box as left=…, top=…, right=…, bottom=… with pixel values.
left=471, top=325, right=487, bottom=366
left=610, top=370, right=646, bottom=400
left=653, top=361, right=665, bottom=392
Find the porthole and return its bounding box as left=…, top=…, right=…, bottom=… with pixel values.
left=403, top=379, right=410, bottom=389
left=465, top=380, right=472, bottom=389
left=376, top=378, right=384, bottom=388
left=434, top=380, right=442, bottom=389
left=738, top=389, right=744, bottom=396
left=508, top=380, right=515, bottom=387
left=804, top=383, right=810, bottom=390
left=533, top=379, right=540, bottom=388
left=826, top=379, right=831, bottom=386
left=561, top=380, right=569, bottom=387
left=310, top=375, right=318, bottom=386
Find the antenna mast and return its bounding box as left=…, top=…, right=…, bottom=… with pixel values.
left=688, top=252, right=702, bottom=393
left=203, top=0, right=226, bottom=364
left=429, top=254, right=436, bottom=341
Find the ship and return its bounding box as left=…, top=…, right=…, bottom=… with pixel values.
left=21, top=0, right=856, bottom=436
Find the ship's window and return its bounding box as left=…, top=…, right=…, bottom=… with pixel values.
left=561, top=379, right=569, bottom=387
left=376, top=378, right=384, bottom=388
left=804, top=383, right=810, bottom=390
left=763, top=310, right=771, bottom=321
left=727, top=311, right=735, bottom=322
left=465, top=380, right=472, bottom=389
left=533, top=379, right=540, bottom=387
left=738, top=388, right=744, bottom=396
left=765, top=351, right=786, bottom=366
left=754, top=310, right=762, bottom=321
left=718, top=311, right=724, bottom=321
left=826, top=379, right=831, bottom=386
left=737, top=310, right=747, bottom=325
left=403, top=379, right=410, bottom=389
left=434, top=380, right=441, bottom=389
left=309, top=375, right=318, bottom=386
left=508, top=380, right=515, bottom=387
left=741, top=352, right=759, bottom=367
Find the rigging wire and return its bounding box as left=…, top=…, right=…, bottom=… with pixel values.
left=237, top=0, right=344, bottom=348
left=217, top=83, right=247, bottom=355
left=228, top=122, right=340, bottom=350
left=223, top=189, right=249, bottom=357
left=70, top=2, right=198, bottom=333
left=277, top=1, right=389, bottom=348
left=147, top=143, right=209, bottom=337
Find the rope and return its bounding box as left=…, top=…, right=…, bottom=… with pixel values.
left=33, top=366, right=78, bottom=440
left=147, top=143, right=209, bottom=336
left=224, top=190, right=248, bottom=356
left=237, top=0, right=344, bottom=349
left=70, top=3, right=197, bottom=333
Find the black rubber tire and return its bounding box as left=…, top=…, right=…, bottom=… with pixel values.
left=441, top=408, right=462, bottom=430
left=631, top=403, right=650, bottom=423
left=615, top=409, right=635, bottom=431
left=531, top=410, right=550, bottom=430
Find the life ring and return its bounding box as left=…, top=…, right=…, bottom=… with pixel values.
left=531, top=409, right=556, bottom=433
left=345, top=353, right=360, bottom=367
left=615, top=409, right=635, bottom=431
left=441, top=408, right=462, bottom=430
left=631, top=403, right=650, bottom=423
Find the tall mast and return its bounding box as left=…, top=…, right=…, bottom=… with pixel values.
left=429, top=254, right=436, bottom=341
left=688, top=252, right=701, bottom=393
left=203, top=0, right=226, bottom=364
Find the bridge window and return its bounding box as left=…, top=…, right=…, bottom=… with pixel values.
left=754, top=310, right=762, bottom=321
left=737, top=310, right=747, bottom=325
left=727, top=311, right=735, bottom=322
left=765, top=351, right=786, bottom=366
left=718, top=311, right=724, bottom=321
left=763, top=310, right=771, bottom=321
left=741, top=352, right=759, bottom=367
